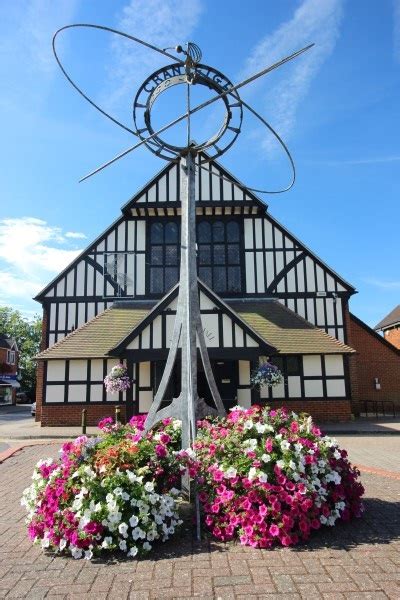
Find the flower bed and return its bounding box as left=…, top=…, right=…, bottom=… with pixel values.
left=186, top=406, right=364, bottom=548
left=21, top=415, right=183, bottom=559
left=22, top=406, right=365, bottom=557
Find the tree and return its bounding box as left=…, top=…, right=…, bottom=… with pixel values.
left=0, top=307, right=42, bottom=395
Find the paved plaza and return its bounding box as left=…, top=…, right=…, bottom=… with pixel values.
left=0, top=441, right=399, bottom=599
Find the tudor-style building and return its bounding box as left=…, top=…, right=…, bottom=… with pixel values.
left=35, top=153, right=357, bottom=425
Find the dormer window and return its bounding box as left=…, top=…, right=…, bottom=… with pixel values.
left=6, top=350, right=15, bottom=365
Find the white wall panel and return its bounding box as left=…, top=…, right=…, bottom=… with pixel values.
left=90, top=384, right=103, bottom=402
left=304, top=379, right=323, bottom=397
left=68, top=384, right=86, bottom=402
left=66, top=271, right=74, bottom=296
left=47, top=360, right=66, bottom=381
left=139, top=362, right=151, bottom=387
left=288, top=376, right=301, bottom=398
left=326, top=379, right=346, bottom=397
left=238, top=361, right=250, bottom=385
left=325, top=355, right=344, bottom=376
left=245, top=253, right=255, bottom=293
left=46, top=385, right=64, bottom=403
left=237, top=388, right=251, bottom=408
left=303, top=355, right=322, bottom=376
left=69, top=360, right=87, bottom=380
left=91, top=360, right=104, bottom=381
left=201, top=314, right=219, bottom=347
left=139, top=390, right=153, bottom=412
left=222, top=314, right=233, bottom=347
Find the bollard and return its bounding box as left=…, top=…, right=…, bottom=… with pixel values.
left=81, top=408, right=87, bottom=435
left=115, top=405, right=121, bottom=425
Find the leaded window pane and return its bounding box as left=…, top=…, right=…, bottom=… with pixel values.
left=227, top=221, right=240, bottom=242
left=151, top=222, right=163, bottom=243
left=213, top=244, right=225, bottom=265
left=213, top=221, right=225, bottom=242
left=150, top=246, right=163, bottom=265
left=198, top=245, right=211, bottom=265
left=150, top=268, right=163, bottom=294
left=199, top=266, right=212, bottom=287
left=227, top=266, right=241, bottom=292
left=213, top=267, right=226, bottom=292
left=165, top=222, right=178, bottom=243
left=227, top=244, right=240, bottom=264
left=165, top=245, right=178, bottom=265
left=198, top=221, right=211, bottom=242
left=165, top=267, right=179, bottom=290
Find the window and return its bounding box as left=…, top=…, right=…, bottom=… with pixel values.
left=197, top=220, right=242, bottom=293
left=149, top=222, right=180, bottom=294
left=6, top=350, right=15, bottom=365
left=147, top=219, right=243, bottom=295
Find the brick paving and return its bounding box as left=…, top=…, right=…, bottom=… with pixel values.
left=0, top=444, right=399, bottom=599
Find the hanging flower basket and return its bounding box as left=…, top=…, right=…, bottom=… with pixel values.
left=250, top=361, right=284, bottom=389
left=104, top=364, right=131, bottom=394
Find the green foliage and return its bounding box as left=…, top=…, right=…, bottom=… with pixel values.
left=0, top=306, right=42, bottom=394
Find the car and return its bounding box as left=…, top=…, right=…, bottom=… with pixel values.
left=31, top=402, right=36, bottom=417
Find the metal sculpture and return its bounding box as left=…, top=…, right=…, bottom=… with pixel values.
left=52, top=24, right=313, bottom=489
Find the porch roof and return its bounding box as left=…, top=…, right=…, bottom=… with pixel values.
left=36, top=294, right=354, bottom=360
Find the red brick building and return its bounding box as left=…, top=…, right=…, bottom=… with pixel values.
left=374, top=305, right=400, bottom=350
left=0, top=335, right=19, bottom=405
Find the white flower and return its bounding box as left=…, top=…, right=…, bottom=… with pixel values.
left=255, top=422, right=266, bottom=434
left=84, top=550, right=93, bottom=560
left=119, top=540, right=127, bottom=552
left=143, top=541, right=152, bottom=551
left=113, top=487, right=123, bottom=496
left=320, top=515, right=328, bottom=525
left=118, top=523, right=129, bottom=538
left=144, top=481, right=154, bottom=492
left=101, top=537, right=113, bottom=549
left=248, top=467, right=257, bottom=481
left=258, top=472, right=268, bottom=483
left=261, top=454, right=271, bottom=463
left=288, top=461, right=296, bottom=471
left=276, top=460, right=285, bottom=469
left=129, top=515, right=139, bottom=528
left=127, top=546, right=138, bottom=557
left=170, top=487, right=180, bottom=496
left=59, top=539, right=67, bottom=551
left=224, top=467, right=237, bottom=479
left=131, top=527, right=142, bottom=540
left=280, top=440, right=291, bottom=451
left=333, top=449, right=341, bottom=460
left=70, top=546, right=83, bottom=559
left=243, top=420, right=253, bottom=430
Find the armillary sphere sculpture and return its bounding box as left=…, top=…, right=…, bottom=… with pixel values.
left=53, top=25, right=314, bottom=521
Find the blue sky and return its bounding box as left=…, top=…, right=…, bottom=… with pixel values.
left=0, top=0, right=399, bottom=327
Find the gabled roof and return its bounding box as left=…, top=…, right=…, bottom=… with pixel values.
left=374, top=305, right=400, bottom=331
left=0, top=335, right=18, bottom=351
left=233, top=300, right=355, bottom=355
left=109, top=280, right=276, bottom=356
left=36, top=282, right=354, bottom=361
left=352, top=313, right=400, bottom=356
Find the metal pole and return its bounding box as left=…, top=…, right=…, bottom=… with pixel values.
left=81, top=408, right=87, bottom=435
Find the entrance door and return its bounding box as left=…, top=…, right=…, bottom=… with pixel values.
left=198, top=360, right=238, bottom=411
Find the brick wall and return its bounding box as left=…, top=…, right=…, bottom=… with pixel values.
left=349, top=314, right=400, bottom=415
left=384, top=327, right=400, bottom=350
left=40, top=404, right=126, bottom=427
left=265, top=399, right=352, bottom=422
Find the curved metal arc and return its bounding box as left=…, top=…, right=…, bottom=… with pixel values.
left=197, top=100, right=296, bottom=195
left=79, top=43, right=313, bottom=182
left=52, top=23, right=184, bottom=137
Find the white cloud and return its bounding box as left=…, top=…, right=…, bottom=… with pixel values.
left=65, top=231, right=87, bottom=239
left=394, top=0, right=400, bottom=62
left=363, top=277, right=400, bottom=290
left=103, top=0, right=203, bottom=111
left=0, top=217, right=84, bottom=307
left=240, top=0, right=343, bottom=152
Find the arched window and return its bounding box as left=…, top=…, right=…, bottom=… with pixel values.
left=197, top=220, right=242, bottom=293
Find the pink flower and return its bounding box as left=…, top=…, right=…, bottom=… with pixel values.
left=155, top=444, right=167, bottom=458
left=265, top=438, right=273, bottom=453
left=269, top=524, right=280, bottom=537
left=290, top=421, right=299, bottom=434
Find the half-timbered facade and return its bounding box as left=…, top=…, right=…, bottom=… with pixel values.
left=35, top=153, right=357, bottom=425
